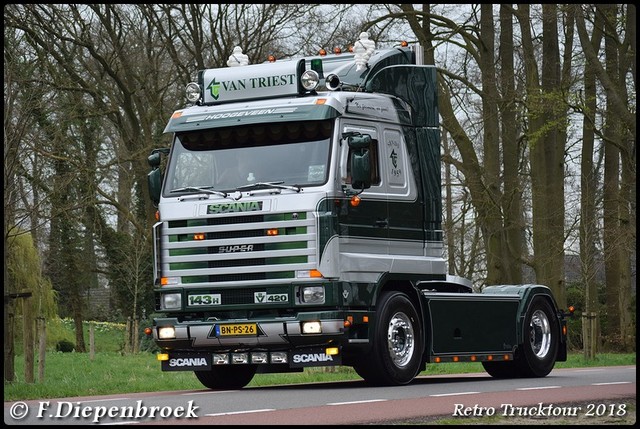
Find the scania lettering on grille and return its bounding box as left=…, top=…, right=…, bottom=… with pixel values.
left=207, top=201, right=263, bottom=214
left=292, top=353, right=334, bottom=364
left=219, top=244, right=254, bottom=253
left=169, top=357, right=208, bottom=367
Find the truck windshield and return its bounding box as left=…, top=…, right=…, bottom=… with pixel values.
left=165, top=120, right=333, bottom=194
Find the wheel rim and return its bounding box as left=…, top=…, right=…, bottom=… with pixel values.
left=529, top=309, right=551, bottom=358
left=386, top=311, right=415, bottom=367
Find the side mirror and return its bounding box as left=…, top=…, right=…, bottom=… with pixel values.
left=343, top=132, right=372, bottom=190
left=147, top=168, right=162, bottom=205
left=350, top=151, right=371, bottom=190
left=345, top=133, right=371, bottom=150
left=148, top=151, right=161, bottom=168
left=147, top=148, right=168, bottom=205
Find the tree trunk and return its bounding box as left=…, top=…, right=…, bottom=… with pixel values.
left=478, top=5, right=507, bottom=286
left=516, top=4, right=567, bottom=308
left=579, top=9, right=604, bottom=357
left=499, top=4, right=523, bottom=284
left=74, top=314, right=86, bottom=353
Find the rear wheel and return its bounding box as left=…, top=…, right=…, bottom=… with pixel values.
left=194, top=365, right=257, bottom=389
left=353, top=291, right=423, bottom=386
left=483, top=296, right=559, bottom=379
left=516, top=296, right=559, bottom=377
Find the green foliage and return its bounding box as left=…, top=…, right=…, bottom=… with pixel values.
left=43, top=318, right=75, bottom=352
left=6, top=232, right=58, bottom=319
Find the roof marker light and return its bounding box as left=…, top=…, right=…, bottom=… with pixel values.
left=185, top=82, right=201, bottom=103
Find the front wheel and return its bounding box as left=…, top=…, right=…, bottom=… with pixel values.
left=353, top=291, right=423, bottom=386
left=195, top=365, right=257, bottom=389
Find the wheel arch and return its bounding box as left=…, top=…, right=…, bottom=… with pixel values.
left=516, top=287, right=562, bottom=346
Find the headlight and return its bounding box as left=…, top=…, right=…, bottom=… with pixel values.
left=158, top=326, right=176, bottom=339
left=300, top=70, right=320, bottom=91
left=301, top=285, right=324, bottom=304
left=185, top=82, right=201, bottom=103
left=162, top=293, right=182, bottom=309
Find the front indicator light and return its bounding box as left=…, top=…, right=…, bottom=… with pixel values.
left=161, top=277, right=179, bottom=286
left=325, top=347, right=339, bottom=356
left=157, top=353, right=169, bottom=361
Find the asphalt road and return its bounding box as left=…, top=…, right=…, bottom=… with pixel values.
left=4, top=365, right=635, bottom=425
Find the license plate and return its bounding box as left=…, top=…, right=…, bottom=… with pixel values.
left=215, top=323, right=257, bottom=336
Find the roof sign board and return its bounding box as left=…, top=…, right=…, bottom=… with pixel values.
left=200, top=59, right=304, bottom=105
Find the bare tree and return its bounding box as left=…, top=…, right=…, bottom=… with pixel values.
left=574, top=5, right=635, bottom=351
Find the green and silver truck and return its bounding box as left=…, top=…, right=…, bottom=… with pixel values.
left=146, top=45, right=570, bottom=389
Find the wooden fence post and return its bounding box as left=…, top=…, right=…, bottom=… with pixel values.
left=37, top=317, right=47, bottom=382
left=582, top=312, right=598, bottom=359
left=23, top=293, right=34, bottom=383
left=89, top=322, right=95, bottom=361
left=125, top=317, right=132, bottom=353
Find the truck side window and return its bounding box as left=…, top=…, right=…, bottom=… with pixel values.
left=347, top=139, right=381, bottom=186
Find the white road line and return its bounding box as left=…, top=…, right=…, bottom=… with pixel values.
left=327, top=399, right=387, bottom=406
left=430, top=391, right=480, bottom=397
left=592, top=381, right=633, bottom=385
left=516, top=386, right=561, bottom=390
left=79, top=398, right=131, bottom=403
left=182, top=390, right=236, bottom=395
left=206, top=409, right=275, bottom=416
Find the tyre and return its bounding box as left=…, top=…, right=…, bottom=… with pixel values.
left=353, top=291, right=423, bottom=386
left=194, top=365, right=257, bottom=389
left=515, top=296, right=559, bottom=377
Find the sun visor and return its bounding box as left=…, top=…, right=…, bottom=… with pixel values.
left=164, top=102, right=341, bottom=133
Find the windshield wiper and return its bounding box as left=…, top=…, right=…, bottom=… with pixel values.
left=170, top=186, right=228, bottom=198
left=235, top=181, right=301, bottom=193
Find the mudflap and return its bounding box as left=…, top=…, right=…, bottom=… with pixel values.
left=289, top=347, right=342, bottom=368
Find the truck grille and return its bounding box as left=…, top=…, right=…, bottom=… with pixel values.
left=155, top=211, right=316, bottom=286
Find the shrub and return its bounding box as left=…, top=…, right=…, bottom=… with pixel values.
left=55, top=339, right=75, bottom=352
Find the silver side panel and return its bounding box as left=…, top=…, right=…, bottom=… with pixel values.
left=319, top=236, right=447, bottom=283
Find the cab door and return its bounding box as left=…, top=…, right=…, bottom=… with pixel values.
left=337, top=121, right=389, bottom=256
left=379, top=127, right=422, bottom=256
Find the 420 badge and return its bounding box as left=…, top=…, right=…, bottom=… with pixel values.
left=254, top=291, right=288, bottom=303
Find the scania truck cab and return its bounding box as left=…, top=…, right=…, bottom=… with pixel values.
left=147, top=44, right=569, bottom=389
